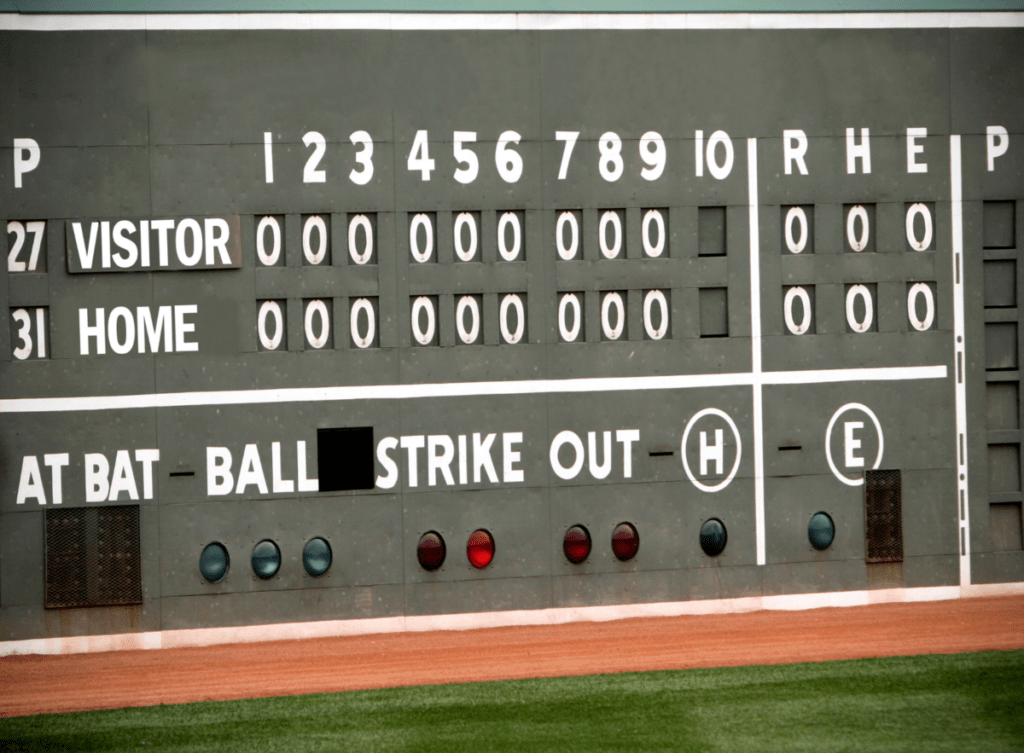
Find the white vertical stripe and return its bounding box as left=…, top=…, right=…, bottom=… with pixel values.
left=950, top=135, right=971, bottom=587
left=263, top=132, right=273, bottom=183
left=749, top=138, right=766, bottom=567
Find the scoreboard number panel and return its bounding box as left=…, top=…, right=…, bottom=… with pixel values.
left=1, top=11, right=1022, bottom=651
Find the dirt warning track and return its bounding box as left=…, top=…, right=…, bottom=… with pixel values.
left=2, top=595, right=1022, bottom=718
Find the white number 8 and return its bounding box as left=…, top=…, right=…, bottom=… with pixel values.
left=599, top=132, right=624, bottom=182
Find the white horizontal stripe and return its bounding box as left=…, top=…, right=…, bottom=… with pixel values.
left=0, top=12, right=1020, bottom=32
left=1, top=582, right=1017, bottom=657
left=761, top=365, right=947, bottom=385
left=0, top=365, right=945, bottom=414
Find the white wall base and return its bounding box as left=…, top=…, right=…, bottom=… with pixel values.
left=3, top=581, right=1022, bottom=657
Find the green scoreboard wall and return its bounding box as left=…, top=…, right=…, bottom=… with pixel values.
left=0, top=10, right=1022, bottom=652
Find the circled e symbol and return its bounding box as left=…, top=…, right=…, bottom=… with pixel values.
left=825, top=403, right=884, bottom=486
left=681, top=408, right=742, bottom=492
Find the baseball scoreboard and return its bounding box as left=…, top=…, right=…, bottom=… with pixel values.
left=1, top=8, right=1022, bottom=653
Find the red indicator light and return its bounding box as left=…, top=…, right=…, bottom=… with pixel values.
left=611, top=522, right=639, bottom=561
left=466, top=529, right=495, bottom=569
left=563, top=525, right=591, bottom=564
left=417, top=531, right=446, bottom=571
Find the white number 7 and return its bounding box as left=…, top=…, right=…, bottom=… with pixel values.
left=555, top=131, right=579, bottom=180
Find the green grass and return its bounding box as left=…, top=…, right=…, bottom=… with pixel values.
left=2, top=651, right=1023, bottom=752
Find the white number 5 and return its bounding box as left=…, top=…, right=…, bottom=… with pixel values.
left=453, top=131, right=479, bottom=184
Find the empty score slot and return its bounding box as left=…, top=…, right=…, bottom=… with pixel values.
left=778, top=445, right=802, bottom=451
left=649, top=451, right=674, bottom=457
left=169, top=471, right=195, bottom=477
left=318, top=427, right=375, bottom=491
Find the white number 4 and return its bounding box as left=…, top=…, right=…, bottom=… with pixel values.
left=408, top=130, right=435, bottom=181
left=7, top=221, right=45, bottom=272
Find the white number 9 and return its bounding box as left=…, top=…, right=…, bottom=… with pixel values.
left=639, top=132, right=666, bottom=181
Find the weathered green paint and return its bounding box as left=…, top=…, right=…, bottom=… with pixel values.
left=0, top=20, right=1022, bottom=644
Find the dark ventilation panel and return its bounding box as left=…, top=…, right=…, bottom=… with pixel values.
left=864, top=470, right=903, bottom=564
left=45, top=506, right=142, bottom=609
left=317, top=427, right=375, bottom=491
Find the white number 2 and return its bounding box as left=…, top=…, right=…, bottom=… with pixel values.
left=7, top=221, right=45, bottom=272
left=302, top=131, right=327, bottom=184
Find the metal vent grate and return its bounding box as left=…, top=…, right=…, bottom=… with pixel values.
left=865, top=469, right=903, bottom=564
left=45, top=506, right=142, bottom=609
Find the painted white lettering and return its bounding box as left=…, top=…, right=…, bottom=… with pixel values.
left=107, top=306, right=135, bottom=355
left=297, top=440, right=318, bottom=492
left=85, top=453, right=110, bottom=502
left=207, top=447, right=234, bottom=495
left=140, top=220, right=150, bottom=266
left=906, top=127, right=928, bottom=173
left=700, top=429, right=724, bottom=476
left=79, top=308, right=106, bottom=355
left=16, top=456, right=46, bottom=505
left=151, top=219, right=174, bottom=267
left=473, top=432, right=498, bottom=484
left=428, top=435, right=456, bottom=486
left=13, top=138, right=40, bottom=188
left=112, top=220, right=138, bottom=268
left=44, top=453, right=70, bottom=505
left=617, top=429, right=640, bottom=478
left=271, top=441, right=295, bottom=493
left=135, top=449, right=159, bottom=500
left=72, top=222, right=99, bottom=269
left=375, top=437, right=399, bottom=489
left=174, top=305, right=199, bottom=352
left=204, top=218, right=231, bottom=265
left=138, top=306, right=173, bottom=354
left=987, top=126, right=1009, bottom=171
left=108, top=449, right=140, bottom=501
left=844, top=422, right=864, bottom=468
left=400, top=435, right=426, bottom=487
left=101, top=221, right=111, bottom=269
left=588, top=431, right=612, bottom=480
left=550, top=430, right=584, bottom=480
left=458, top=435, right=468, bottom=485
left=235, top=444, right=268, bottom=494
left=845, top=127, right=871, bottom=174
left=503, top=432, right=524, bottom=483
left=175, top=218, right=203, bottom=267
left=783, top=129, right=809, bottom=175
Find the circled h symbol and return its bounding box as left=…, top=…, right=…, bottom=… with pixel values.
left=681, top=408, right=742, bottom=492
